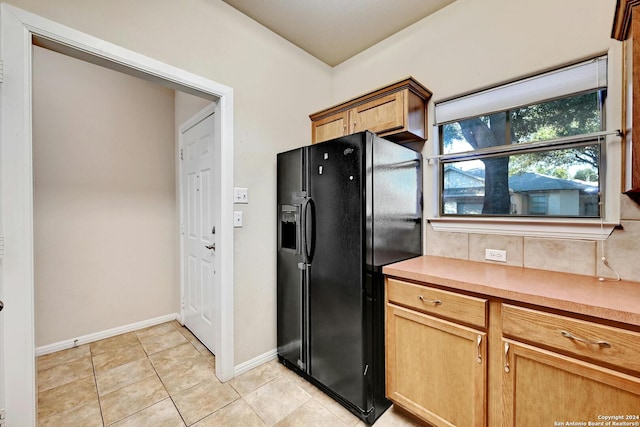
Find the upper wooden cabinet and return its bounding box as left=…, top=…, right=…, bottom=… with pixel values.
left=309, top=77, right=432, bottom=144
left=612, top=0, right=640, bottom=195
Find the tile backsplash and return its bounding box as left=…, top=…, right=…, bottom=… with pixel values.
left=523, top=238, right=596, bottom=276
left=468, top=234, right=523, bottom=267
left=425, top=194, right=640, bottom=282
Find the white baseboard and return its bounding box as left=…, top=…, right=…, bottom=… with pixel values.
left=234, top=348, right=278, bottom=377
left=35, top=313, right=180, bottom=356
left=37, top=316, right=276, bottom=381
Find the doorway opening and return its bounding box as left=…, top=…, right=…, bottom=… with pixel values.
left=0, top=5, right=235, bottom=425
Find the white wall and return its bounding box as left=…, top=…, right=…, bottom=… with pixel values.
left=13, top=0, right=333, bottom=365
left=332, top=0, right=640, bottom=281
left=175, top=93, right=212, bottom=132
left=32, top=45, right=178, bottom=346
left=333, top=0, right=616, bottom=105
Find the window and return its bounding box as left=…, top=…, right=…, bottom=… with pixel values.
left=528, top=194, right=548, bottom=215
left=435, top=56, right=608, bottom=219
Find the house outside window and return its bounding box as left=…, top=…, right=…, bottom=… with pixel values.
left=435, top=56, right=608, bottom=219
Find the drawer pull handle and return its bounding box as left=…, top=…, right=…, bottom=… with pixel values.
left=476, top=335, right=482, bottom=364
left=504, top=342, right=510, bottom=373
left=417, top=295, right=442, bottom=305
left=560, top=330, right=611, bottom=348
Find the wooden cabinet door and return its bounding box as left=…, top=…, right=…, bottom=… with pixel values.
left=502, top=339, right=640, bottom=427
left=352, top=92, right=405, bottom=136
left=311, top=111, right=348, bottom=144
left=386, top=304, right=487, bottom=427
left=612, top=2, right=640, bottom=193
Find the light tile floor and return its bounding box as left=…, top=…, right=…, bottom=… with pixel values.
left=37, top=321, right=424, bottom=426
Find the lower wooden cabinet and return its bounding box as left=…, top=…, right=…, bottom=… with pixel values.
left=385, top=278, right=640, bottom=427
left=502, top=339, right=640, bottom=426
left=501, top=304, right=640, bottom=427
left=385, top=281, right=487, bottom=427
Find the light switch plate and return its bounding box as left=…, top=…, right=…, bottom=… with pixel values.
left=234, top=187, right=248, bottom=204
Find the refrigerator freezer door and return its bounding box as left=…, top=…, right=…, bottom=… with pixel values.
left=308, top=135, right=367, bottom=411
left=277, top=148, right=307, bottom=369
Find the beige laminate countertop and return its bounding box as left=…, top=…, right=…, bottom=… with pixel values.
left=383, top=255, right=640, bottom=328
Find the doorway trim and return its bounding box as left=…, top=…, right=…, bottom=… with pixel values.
left=0, top=4, right=235, bottom=425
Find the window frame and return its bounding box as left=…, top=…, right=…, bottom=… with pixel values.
left=437, top=94, right=607, bottom=220
left=428, top=55, right=621, bottom=240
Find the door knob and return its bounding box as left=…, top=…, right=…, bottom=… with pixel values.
left=0, top=300, right=3, bottom=312
left=205, top=243, right=215, bottom=251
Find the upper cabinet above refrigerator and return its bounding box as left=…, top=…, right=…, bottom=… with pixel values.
left=309, top=77, right=432, bottom=145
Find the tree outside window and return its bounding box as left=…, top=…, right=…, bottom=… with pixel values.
left=440, top=90, right=603, bottom=218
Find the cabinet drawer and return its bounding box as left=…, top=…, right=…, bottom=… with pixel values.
left=386, top=278, right=487, bottom=328
left=502, top=304, right=640, bottom=373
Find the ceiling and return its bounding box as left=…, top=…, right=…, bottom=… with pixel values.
left=222, top=0, right=457, bottom=67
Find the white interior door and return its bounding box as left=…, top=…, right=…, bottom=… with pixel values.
left=180, top=106, right=220, bottom=354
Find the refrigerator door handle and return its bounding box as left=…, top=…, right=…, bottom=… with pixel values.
left=302, top=197, right=315, bottom=264
left=300, top=197, right=310, bottom=264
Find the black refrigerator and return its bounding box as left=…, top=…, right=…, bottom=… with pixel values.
left=277, top=131, right=422, bottom=424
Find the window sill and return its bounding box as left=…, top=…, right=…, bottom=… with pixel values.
left=427, top=217, right=618, bottom=240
